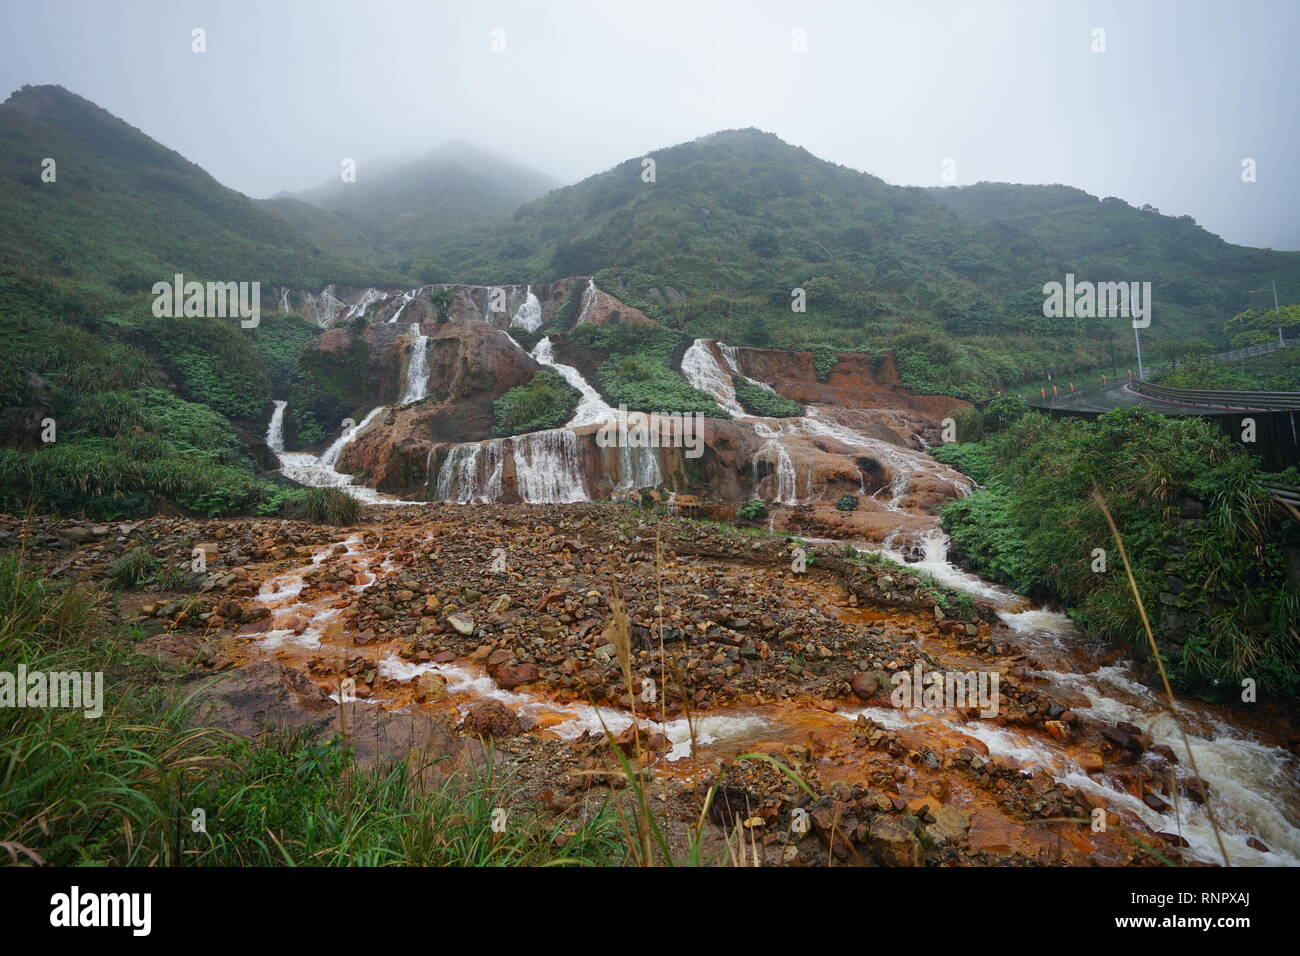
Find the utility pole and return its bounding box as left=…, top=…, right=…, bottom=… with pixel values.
left=1133, top=323, right=1145, bottom=380
left=1272, top=279, right=1284, bottom=347
left=1250, top=281, right=1286, bottom=347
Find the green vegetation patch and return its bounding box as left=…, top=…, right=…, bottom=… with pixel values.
left=734, top=377, right=803, bottom=417
left=492, top=367, right=581, bottom=436
left=934, top=407, right=1300, bottom=696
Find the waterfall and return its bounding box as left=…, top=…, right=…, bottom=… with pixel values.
left=274, top=407, right=411, bottom=505
left=617, top=442, right=663, bottom=490
left=795, top=408, right=975, bottom=506
left=510, top=286, right=544, bottom=332
left=305, top=286, right=346, bottom=328
left=529, top=336, right=616, bottom=427
left=575, top=277, right=599, bottom=326
left=319, top=407, right=385, bottom=468
left=278, top=288, right=292, bottom=314
left=435, top=430, right=589, bottom=504
left=344, top=288, right=386, bottom=324
left=400, top=322, right=430, bottom=405
left=266, top=400, right=287, bottom=453
left=389, top=287, right=423, bottom=324
left=435, top=440, right=504, bottom=504
left=751, top=422, right=801, bottom=504
left=681, top=339, right=746, bottom=417
left=513, top=429, right=588, bottom=503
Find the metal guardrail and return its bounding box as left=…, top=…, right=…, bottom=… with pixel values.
left=1215, top=342, right=1289, bottom=362
left=1129, top=380, right=1300, bottom=411
left=1262, top=484, right=1300, bottom=514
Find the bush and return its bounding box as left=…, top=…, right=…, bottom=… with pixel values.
left=811, top=345, right=839, bottom=382
left=109, top=547, right=159, bottom=589
left=938, top=407, right=1299, bottom=695
left=734, top=377, right=803, bottom=417
left=492, top=368, right=580, bottom=436
left=737, top=499, right=766, bottom=522
left=596, top=355, right=728, bottom=417
left=299, top=487, right=361, bottom=525
left=835, top=494, right=858, bottom=511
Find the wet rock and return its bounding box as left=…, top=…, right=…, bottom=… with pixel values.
left=851, top=672, right=879, bottom=699
left=446, top=612, right=475, bottom=635
left=867, top=814, right=923, bottom=867
left=462, top=699, right=521, bottom=737
left=926, top=805, right=971, bottom=844
left=494, top=662, right=539, bottom=689
left=414, top=672, right=448, bottom=702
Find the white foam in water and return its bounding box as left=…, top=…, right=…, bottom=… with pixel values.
left=1032, top=664, right=1300, bottom=866
left=265, top=400, right=287, bottom=453
left=399, top=322, right=430, bottom=404
left=275, top=407, right=418, bottom=505
left=435, top=440, right=505, bottom=503
left=343, top=288, right=386, bottom=324
left=512, top=429, right=588, bottom=503
left=389, top=287, right=424, bottom=324
left=752, top=429, right=803, bottom=504
left=617, top=440, right=663, bottom=490
left=548, top=708, right=770, bottom=762
left=530, top=336, right=617, bottom=427
left=838, top=705, right=923, bottom=732
left=681, top=338, right=745, bottom=417
left=943, top=718, right=1060, bottom=770
left=575, top=277, right=599, bottom=325
left=876, top=529, right=1021, bottom=606
left=832, top=522, right=1300, bottom=865
left=511, top=286, right=544, bottom=332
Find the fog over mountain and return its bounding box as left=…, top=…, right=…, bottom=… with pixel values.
left=1, top=0, right=1297, bottom=250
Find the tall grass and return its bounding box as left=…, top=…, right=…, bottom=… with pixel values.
left=0, top=555, right=624, bottom=867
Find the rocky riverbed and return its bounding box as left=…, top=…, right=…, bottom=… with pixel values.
left=8, top=503, right=1295, bottom=866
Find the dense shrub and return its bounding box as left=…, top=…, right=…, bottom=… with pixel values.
left=935, top=408, right=1299, bottom=695
left=734, top=377, right=803, bottom=418
left=492, top=368, right=580, bottom=436
left=299, top=487, right=361, bottom=525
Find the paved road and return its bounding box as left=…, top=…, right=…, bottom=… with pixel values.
left=1028, top=340, right=1296, bottom=416
left=1032, top=381, right=1262, bottom=416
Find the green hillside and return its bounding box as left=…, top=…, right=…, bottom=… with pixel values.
left=0, top=84, right=396, bottom=315
left=407, top=128, right=1299, bottom=397
left=280, top=140, right=560, bottom=271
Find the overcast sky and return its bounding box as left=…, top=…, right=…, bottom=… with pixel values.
left=2, top=0, right=1297, bottom=249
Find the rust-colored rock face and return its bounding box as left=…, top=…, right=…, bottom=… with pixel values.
left=730, top=346, right=966, bottom=422
left=284, top=279, right=974, bottom=533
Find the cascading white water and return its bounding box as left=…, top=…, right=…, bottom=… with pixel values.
left=278, top=288, right=292, bottom=314
left=617, top=441, right=663, bottom=491
left=795, top=408, right=975, bottom=506
left=877, top=528, right=1021, bottom=605
left=754, top=442, right=799, bottom=504
left=305, top=286, right=346, bottom=328
left=399, top=322, right=430, bottom=405
left=529, top=336, right=617, bottom=428
left=436, top=430, right=589, bottom=504
left=575, top=277, right=599, bottom=326
left=273, top=407, right=412, bottom=505
left=344, top=288, right=386, bottom=324
left=435, top=440, right=504, bottom=504
left=513, top=429, right=588, bottom=503
left=844, top=526, right=1300, bottom=866
left=389, top=287, right=424, bottom=324
left=511, top=286, right=544, bottom=332
left=320, top=407, right=384, bottom=468
left=681, top=339, right=746, bottom=417
left=265, top=400, right=287, bottom=453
